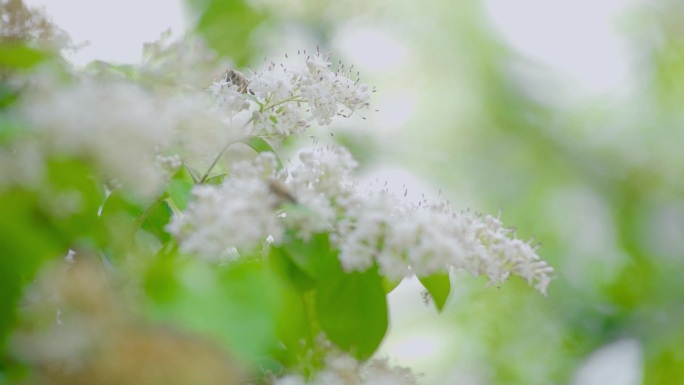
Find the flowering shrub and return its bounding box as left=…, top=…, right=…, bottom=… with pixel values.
left=0, top=5, right=553, bottom=384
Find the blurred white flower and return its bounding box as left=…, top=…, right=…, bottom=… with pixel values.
left=271, top=354, right=419, bottom=385
left=164, top=91, right=247, bottom=172
left=18, top=71, right=174, bottom=197
left=139, top=31, right=229, bottom=89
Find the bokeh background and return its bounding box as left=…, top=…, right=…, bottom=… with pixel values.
left=24, top=0, right=684, bottom=384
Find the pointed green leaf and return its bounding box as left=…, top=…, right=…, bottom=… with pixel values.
left=204, top=173, right=227, bottom=185
left=184, top=163, right=202, bottom=184
left=418, top=273, right=451, bottom=312
left=241, top=137, right=283, bottom=170
left=140, top=200, right=172, bottom=243
left=269, top=246, right=316, bottom=292
left=315, top=254, right=388, bottom=360
left=166, top=179, right=193, bottom=211
left=281, top=232, right=330, bottom=279
left=382, top=277, right=403, bottom=294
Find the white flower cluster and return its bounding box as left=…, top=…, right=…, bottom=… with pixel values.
left=338, top=192, right=554, bottom=295
left=166, top=146, right=360, bottom=259
left=168, top=145, right=553, bottom=295
left=207, top=49, right=374, bottom=141
left=273, top=354, right=419, bottom=385
left=166, top=153, right=283, bottom=259
left=286, top=147, right=553, bottom=295
left=279, top=146, right=360, bottom=239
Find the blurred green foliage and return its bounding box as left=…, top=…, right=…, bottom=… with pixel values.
left=185, top=0, right=265, bottom=66
left=384, top=1, right=684, bottom=384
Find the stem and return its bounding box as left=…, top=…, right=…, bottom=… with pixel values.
left=199, top=117, right=255, bottom=183
left=301, top=291, right=318, bottom=345
left=263, top=96, right=305, bottom=111
left=199, top=96, right=303, bottom=184
left=300, top=290, right=322, bottom=378
left=126, top=193, right=167, bottom=252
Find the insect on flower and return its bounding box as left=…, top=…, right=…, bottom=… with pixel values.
left=224, top=69, right=252, bottom=94
left=268, top=180, right=297, bottom=205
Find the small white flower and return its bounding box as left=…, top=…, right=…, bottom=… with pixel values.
left=208, top=79, right=251, bottom=117
left=361, top=358, right=419, bottom=385
left=335, top=189, right=554, bottom=294
left=249, top=65, right=294, bottom=100
left=155, top=154, right=182, bottom=175
left=290, top=146, right=359, bottom=199
left=203, top=49, right=373, bottom=143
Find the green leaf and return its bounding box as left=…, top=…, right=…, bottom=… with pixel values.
left=315, top=253, right=388, bottom=360
left=418, top=273, right=451, bottom=312
left=241, top=137, right=283, bottom=170
left=99, top=190, right=143, bottom=222
left=99, top=190, right=152, bottom=262
left=269, top=246, right=316, bottom=292
left=382, top=277, right=403, bottom=294
left=204, top=174, right=227, bottom=185
left=269, top=257, right=315, bottom=361
left=145, top=258, right=284, bottom=366
left=281, top=232, right=330, bottom=279
left=0, top=82, right=19, bottom=109
left=187, top=0, right=265, bottom=67
left=0, top=43, right=49, bottom=69
left=44, top=158, right=104, bottom=244
left=100, top=190, right=173, bottom=260
left=183, top=163, right=202, bottom=184
left=166, top=179, right=193, bottom=211
left=140, top=200, right=173, bottom=244
left=0, top=119, right=24, bottom=142
left=0, top=190, right=68, bottom=350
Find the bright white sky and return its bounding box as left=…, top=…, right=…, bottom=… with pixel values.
left=484, top=0, right=638, bottom=95
left=25, top=0, right=186, bottom=65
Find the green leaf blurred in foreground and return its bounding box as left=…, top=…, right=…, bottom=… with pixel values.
left=145, top=257, right=284, bottom=367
